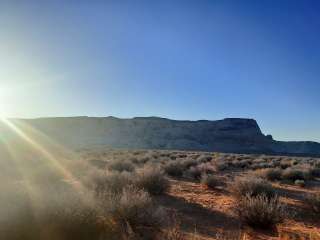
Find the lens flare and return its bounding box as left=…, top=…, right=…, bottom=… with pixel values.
left=0, top=118, right=85, bottom=193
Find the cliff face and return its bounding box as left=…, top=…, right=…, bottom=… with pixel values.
left=1, top=117, right=319, bottom=156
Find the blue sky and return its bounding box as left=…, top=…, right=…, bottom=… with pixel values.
left=0, top=0, right=319, bottom=142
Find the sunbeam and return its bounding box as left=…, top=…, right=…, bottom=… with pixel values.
left=0, top=118, right=85, bottom=194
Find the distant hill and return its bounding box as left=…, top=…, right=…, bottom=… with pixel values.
left=1, top=117, right=320, bottom=156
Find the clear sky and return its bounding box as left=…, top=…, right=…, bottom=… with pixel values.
left=0, top=0, right=319, bottom=142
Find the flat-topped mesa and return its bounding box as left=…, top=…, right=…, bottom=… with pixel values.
left=215, top=118, right=263, bottom=134
left=1, top=117, right=319, bottom=156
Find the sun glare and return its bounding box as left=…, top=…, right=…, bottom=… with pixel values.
left=0, top=87, right=12, bottom=119
left=0, top=105, right=6, bottom=119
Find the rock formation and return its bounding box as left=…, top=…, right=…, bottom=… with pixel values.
left=0, top=117, right=319, bottom=156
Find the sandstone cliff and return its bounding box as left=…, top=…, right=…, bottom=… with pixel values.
left=0, top=117, right=319, bottom=156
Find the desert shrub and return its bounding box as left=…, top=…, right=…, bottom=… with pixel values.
left=170, top=156, right=177, bottom=160
left=135, top=167, right=169, bottom=195
left=280, top=160, right=292, bottom=169
left=201, top=174, right=219, bottom=189
left=108, top=160, right=135, bottom=172
left=156, top=157, right=171, bottom=165
left=197, top=163, right=214, bottom=174
left=271, top=160, right=281, bottom=168
left=236, top=194, right=285, bottom=228
left=306, top=192, right=320, bottom=215
left=281, top=168, right=311, bottom=182
left=39, top=193, right=104, bottom=240
left=251, top=162, right=271, bottom=170
left=232, top=160, right=251, bottom=169
left=177, top=154, right=187, bottom=158
left=160, top=152, right=170, bottom=158
left=164, top=162, right=184, bottom=177
left=128, top=157, right=139, bottom=164
left=256, top=168, right=282, bottom=181
left=181, top=158, right=198, bottom=169
left=0, top=183, right=114, bottom=240
left=87, top=170, right=133, bottom=195
left=89, top=159, right=108, bottom=169
left=213, top=160, right=228, bottom=171
left=105, top=186, right=167, bottom=238
left=314, top=161, right=320, bottom=168
left=231, top=176, right=275, bottom=200
left=197, top=155, right=212, bottom=163
left=250, top=163, right=260, bottom=170
left=252, top=158, right=264, bottom=163
left=184, top=166, right=202, bottom=180
left=138, top=156, right=151, bottom=164
left=310, top=167, right=320, bottom=178
left=294, top=179, right=305, bottom=187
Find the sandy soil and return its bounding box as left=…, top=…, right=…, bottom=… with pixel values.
left=157, top=175, right=320, bottom=240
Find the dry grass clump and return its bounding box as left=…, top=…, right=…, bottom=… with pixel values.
left=231, top=176, right=275, bottom=200
left=87, top=170, right=133, bottom=196
left=135, top=166, right=169, bottom=195
left=184, top=166, right=203, bottom=180
left=212, top=160, right=229, bottom=171
left=180, top=158, right=198, bottom=169
left=0, top=183, right=109, bottom=240
left=108, top=160, right=135, bottom=172
left=37, top=192, right=104, bottom=240
left=306, top=192, right=320, bottom=214
left=255, top=168, right=282, bottom=181
left=231, top=159, right=251, bottom=169
left=89, top=159, right=108, bottom=169
left=197, top=154, right=212, bottom=163
left=280, top=160, right=292, bottom=169
left=197, top=162, right=215, bottom=174
left=201, top=174, right=219, bottom=189
left=281, top=167, right=311, bottom=182
left=164, top=161, right=184, bottom=177
left=251, top=162, right=271, bottom=170
left=314, top=160, right=320, bottom=168
left=1, top=178, right=168, bottom=240
left=104, top=186, right=168, bottom=239
left=231, top=173, right=286, bottom=229
left=236, top=194, right=285, bottom=228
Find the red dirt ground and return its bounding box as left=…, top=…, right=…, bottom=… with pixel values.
left=158, top=175, right=320, bottom=240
